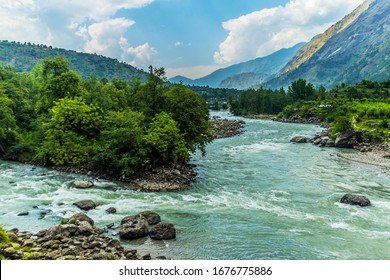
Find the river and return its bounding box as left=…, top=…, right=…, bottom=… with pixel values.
left=1, top=112, right=389, bottom=260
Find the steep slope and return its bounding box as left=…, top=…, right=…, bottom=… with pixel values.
left=0, top=41, right=149, bottom=81
left=277, top=0, right=374, bottom=77
left=267, top=0, right=389, bottom=89
left=169, top=42, right=304, bottom=89
left=219, top=73, right=268, bottom=90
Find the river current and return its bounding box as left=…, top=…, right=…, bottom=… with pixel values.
left=1, top=112, right=389, bottom=260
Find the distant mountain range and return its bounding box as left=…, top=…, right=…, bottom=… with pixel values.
left=267, top=0, right=389, bottom=89
left=0, top=40, right=149, bottom=81
left=169, top=43, right=305, bottom=89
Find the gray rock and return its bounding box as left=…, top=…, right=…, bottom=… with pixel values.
left=17, top=211, right=29, bottom=216
left=73, top=200, right=96, bottom=211
left=139, top=211, right=161, bottom=225
left=119, top=215, right=149, bottom=240
left=105, top=207, right=117, bottom=214
left=325, top=140, right=335, bottom=147
left=71, top=180, right=94, bottom=189
left=340, top=194, right=371, bottom=207
left=335, top=130, right=362, bottom=148
left=64, top=213, right=95, bottom=226
left=149, top=222, right=176, bottom=240
left=290, top=136, right=308, bottom=143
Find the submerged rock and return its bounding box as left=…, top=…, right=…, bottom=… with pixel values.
left=105, top=207, right=117, bottom=214
left=73, top=200, right=96, bottom=211
left=340, top=194, right=371, bottom=207
left=290, top=136, right=309, bottom=143
left=70, top=180, right=94, bottom=189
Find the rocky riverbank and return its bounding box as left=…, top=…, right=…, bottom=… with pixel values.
left=291, top=128, right=390, bottom=171
left=0, top=212, right=174, bottom=260
left=210, top=116, right=245, bottom=139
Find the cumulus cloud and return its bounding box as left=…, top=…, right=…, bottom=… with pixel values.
left=214, top=0, right=366, bottom=65
left=120, top=38, right=158, bottom=68
left=0, top=0, right=156, bottom=68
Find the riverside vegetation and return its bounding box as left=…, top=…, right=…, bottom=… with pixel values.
left=228, top=79, right=390, bottom=144
left=0, top=56, right=212, bottom=179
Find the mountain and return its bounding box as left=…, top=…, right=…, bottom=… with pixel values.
left=169, top=42, right=305, bottom=89
left=267, top=0, right=389, bottom=89
left=0, top=40, right=149, bottom=81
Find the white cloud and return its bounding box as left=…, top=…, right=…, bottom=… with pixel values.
left=120, top=39, right=158, bottom=69
left=174, top=41, right=183, bottom=47
left=214, top=0, right=366, bottom=65
left=0, top=0, right=156, bottom=67
left=79, top=18, right=135, bottom=57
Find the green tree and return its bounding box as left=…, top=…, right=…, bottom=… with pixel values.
left=40, top=97, right=102, bottom=165
left=164, top=85, right=212, bottom=154
left=92, top=110, right=148, bottom=177
left=143, top=112, right=189, bottom=168
left=0, top=92, right=16, bottom=156
left=288, top=79, right=315, bottom=101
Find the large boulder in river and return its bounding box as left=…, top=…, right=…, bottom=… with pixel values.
left=71, top=180, right=94, bottom=189
left=119, top=215, right=149, bottom=240
left=290, top=136, right=308, bottom=143
left=73, top=200, right=96, bottom=211
left=335, top=130, right=362, bottom=148
left=139, top=211, right=161, bottom=225
left=149, top=222, right=176, bottom=240
left=340, top=194, right=371, bottom=207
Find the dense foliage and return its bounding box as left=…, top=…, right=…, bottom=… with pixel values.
left=0, top=57, right=211, bottom=178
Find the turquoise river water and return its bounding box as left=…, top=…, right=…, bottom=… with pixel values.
left=1, top=112, right=389, bottom=260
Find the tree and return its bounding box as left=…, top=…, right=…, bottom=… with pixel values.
left=37, top=56, right=85, bottom=112
left=288, top=79, right=315, bottom=101
left=143, top=112, right=189, bottom=168
left=0, top=92, right=16, bottom=156
left=40, top=97, right=102, bottom=165
left=164, top=85, right=212, bottom=154
left=92, top=110, right=148, bottom=177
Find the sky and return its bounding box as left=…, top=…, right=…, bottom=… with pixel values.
left=0, top=0, right=366, bottom=79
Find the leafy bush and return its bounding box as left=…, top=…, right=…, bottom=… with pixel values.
left=332, top=116, right=353, bottom=134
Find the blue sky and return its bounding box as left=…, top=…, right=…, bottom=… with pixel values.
left=0, top=0, right=366, bottom=78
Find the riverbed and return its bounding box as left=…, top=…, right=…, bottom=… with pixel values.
left=1, top=112, right=389, bottom=259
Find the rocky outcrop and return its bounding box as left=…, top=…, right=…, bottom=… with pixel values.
left=335, top=130, right=363, bottom=148
left=0, top=213, right=145, bottom=260
left=340, top=194, right=371, bottom=207
left=129, top=165, right=197, bottom=192
left=290, top=136, right=309, bottom=143
left=70, top=180, right=94, bottom=189
left=73, top=200, right=96, bottom=211
left=149, top=222, right=176, bottom=240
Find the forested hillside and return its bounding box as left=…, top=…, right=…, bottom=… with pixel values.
left=0, top=40, right=149, bottom=81
left=0, top=57, right=211, bottom=178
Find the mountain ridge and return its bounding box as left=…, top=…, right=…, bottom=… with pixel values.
left=169, top=42, right=305, bottom=89
left=267, top=0, right=389, bottom=89
left=0, top=40, right=149, bottom=81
